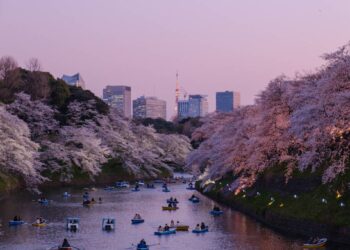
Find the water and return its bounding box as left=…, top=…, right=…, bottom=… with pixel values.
left=0, top=183, right=304, bottom=249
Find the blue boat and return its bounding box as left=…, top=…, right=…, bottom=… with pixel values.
left=162, top=188, right=170, bottom=193
left=192, top=227, right=208, bottom=233
left=191, top=198, right=200, bottom=203
left=104, top=186, right=114, bottom=191
left=8, top=220, right=24, bottom=226
left=137, top=245, right=149, bottom=250
left=131, top=218, right=145, bottom=224
left=154, top=229, right=176, bottom=235
left=209, top=210, right=223, bottom=216
left=38, top=199, right=49, bottom=205
left=166, top=199, right=178, bottom=204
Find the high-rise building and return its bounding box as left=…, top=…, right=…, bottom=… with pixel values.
left=177, top=100, right=190, bottom=119
left=189, top=95, right=208, bottom=117
left=216, top=91, right=240, bottom=112
left=103, top=85, right=131, bottom=117
left=61, top=73, right=86, bottom=89
left=178, top=95, right=208, bottom=119
left=133, top=96, right=167, bottom=120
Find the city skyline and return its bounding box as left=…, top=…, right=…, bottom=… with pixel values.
left=1, top=1, right=349, bottom=118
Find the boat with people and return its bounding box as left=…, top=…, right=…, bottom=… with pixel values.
left=302, top=238, right=327, bottom=248
left=186, top=182, right=196, bottom=190
left=166, top=197, right=179, bottom=204
left=146, top=183, right=155, bottom=189
left=66, top=217, right=80, bottom=231
left=116, top=181, right=130, bottom=188
left=102, top=218, right=115, bottom=231
left=49, top=238, right=79, bottom=250
left=162, top=187, right=170, bottom=192
left=32, top=217, right=47, bottom=227
left=192, top=227, right=208, bottom=233
left=103, top=186, right=114, bottom=191
left=8, top=217, right=24, bottom=226
left=136, top=239, right=149, bottom=250
left=154, top=228, right=176, bottom=235
left=169, top=220, right=189, bottom=231
left=192, top=223, right=208, bottom=233
left=210, top=206, right=223, bottom=215
left=38, top=198, right=49, bottom=204
left=189, top=194, right=200, bottom=203
left=131, top=214, right=144, bottom=224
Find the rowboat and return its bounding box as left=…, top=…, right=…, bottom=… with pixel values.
left=154, top=229, right=176, bottom=235
left=131, top=219, right=145, bottom=224
left=32, top=222, right=47, bottom=227
left=166, top=199, right=178, bottom=204
left=38, top=199, right=49, bottom=205
left=66, top=217, right=80, bottom=231
left=162, top=189, right=170, bottom=192
left=302, top=238, right=327, bottom=248
left=192, top=227, right=208, bottom=233
left=210, top=210, right=223, bottom=216
left=102, top=218, right=115, bottom=231
left=162, top=206, right=178, bottom=211
left=172, top=225, right=189, bottom=231
left=8, top=220, right=24, bottom=226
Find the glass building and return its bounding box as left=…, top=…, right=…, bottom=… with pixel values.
left=216, top=91, right=240, bottom=112
left=103, top=85, right=131, bottom=118
left=133, top=96, right=166, bottom=120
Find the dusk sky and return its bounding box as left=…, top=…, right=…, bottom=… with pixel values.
left=1, top=0, right=349, bottom=118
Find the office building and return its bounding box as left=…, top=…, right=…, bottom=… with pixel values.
left=216, top=91, right=240, bottom=112
left=177, top=100, right=190, bottom=119
left=103, top=85, right=131, bottom=117
left=133, top=96, right=166, bottom=120
left=178, top=95, right=208, bottom=119
left=61, top=73, right=86, bottom=89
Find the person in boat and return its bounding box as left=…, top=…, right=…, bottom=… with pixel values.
left=137, top=239, right=147, bottom=248
left=61, top=238, right=71, bottom=248
left=13, top=216, right=18, bottom=221
left=91, top=198, right=95, bottom=202
left=170, top=220, right=175, bottom=227
left=174, top=198, right=178, bottom=203
left=164, top=224, right=170, bottom=231
left=213, top=206, right=221, bottom=211
left=99, top=197, right=102, bottom=203
left=168, top=202, right=173, bottom=208
left=36, top=217, right=40, bottom=224
left=169, top=197, right=173, bottom=202
left=176, top=221, right=180, bottom=226
left=195, top=224, right=201, bottom=230
left=158, top=225, right=163, bottom=232
left=190, top=194, right=196, bottom=200
left=200, top=222, right=206, bottom=230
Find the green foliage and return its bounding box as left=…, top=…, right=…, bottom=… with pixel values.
left=49, top=78, right=70, bottom=109
left=134, top=118, right=179, bottom=134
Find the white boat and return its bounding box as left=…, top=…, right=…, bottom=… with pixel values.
left=66, top=217, right=79, bottom=231
left=116, top=181, right=130, bottom=188
left=102, top=218, right=115, bottom=231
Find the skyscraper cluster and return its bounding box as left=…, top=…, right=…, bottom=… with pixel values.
left=61, top=73, right=241, bottom=121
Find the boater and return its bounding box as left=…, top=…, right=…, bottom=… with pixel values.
left=200, top=222, right=206, bottom=229
left=61, top=238, right=71, bottom=248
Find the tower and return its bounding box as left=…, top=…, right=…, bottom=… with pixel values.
left=174, top=71, right=180, bottom=118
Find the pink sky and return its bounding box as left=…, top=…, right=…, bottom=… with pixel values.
left=0, top=0, right=349, bottom=119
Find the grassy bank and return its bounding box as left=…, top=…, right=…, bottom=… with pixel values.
left=198, top=167, right=350, bottom=244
